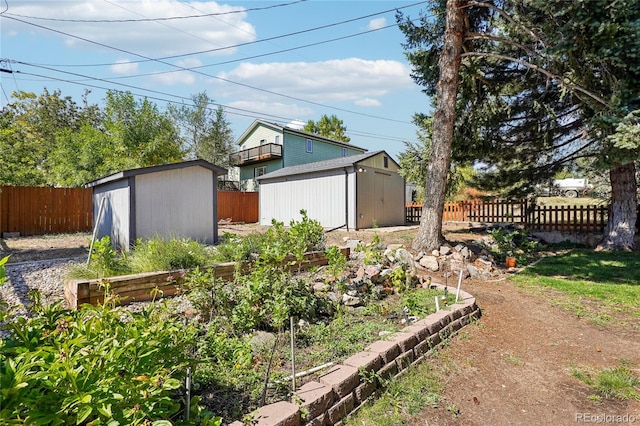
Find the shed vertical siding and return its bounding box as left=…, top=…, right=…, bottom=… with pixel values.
left=134, top=167, right=215, bottom=243
left=260, top=169, right=352, bottom=228
left=356, top=168, right=405, bottom=229
left=93, top=180, right=131, bottom=249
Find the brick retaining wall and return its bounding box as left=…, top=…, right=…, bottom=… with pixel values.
left=229, top=283, right=481, bottom=426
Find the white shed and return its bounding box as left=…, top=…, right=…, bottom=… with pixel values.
left=256, top=151, right=405, bottom=230
left=86, top=160, right=227, bottom=250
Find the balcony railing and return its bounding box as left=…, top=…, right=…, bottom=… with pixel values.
left=229, top=143, right=282, bottom=166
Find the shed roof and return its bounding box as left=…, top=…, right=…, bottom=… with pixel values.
left=85, top=159, right=228, bottom=188
left=257, top=150, right=398, bottom=181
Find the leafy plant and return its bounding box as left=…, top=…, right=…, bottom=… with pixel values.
left=324, top=245, right=347, bottom=279
left=83, top=235, right=130, bottom=278
left=0, top=290, right=219, bottom=424
left=486, top=227, right=543, bottom=263
left=0, top=255, right=9, bottom=286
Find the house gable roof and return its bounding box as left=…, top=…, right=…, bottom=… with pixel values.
left=85, top=159, right=228, bottom=188
left=257, top=150, right=399, bottom=181
left=236, top=119, right=367, bottom=152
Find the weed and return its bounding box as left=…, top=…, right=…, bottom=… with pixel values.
left=504, top=353, right=524, bottom=366
left=571, top=360, right=640, bottom=401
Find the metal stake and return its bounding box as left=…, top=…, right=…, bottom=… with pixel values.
left=290, top=316, right=296, bottom=392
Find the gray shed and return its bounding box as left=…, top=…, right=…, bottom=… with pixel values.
left=86, top=160, right=227, bottom=250
left=257, top=151, right=405, bottom=230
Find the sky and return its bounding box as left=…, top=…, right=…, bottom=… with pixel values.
left=0, top=0, right=434, bottom=161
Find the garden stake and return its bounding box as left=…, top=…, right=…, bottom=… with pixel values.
left=86, top=197, right=106, bottom=266
left=184, top=367, right=191, bottom=421
left=455, top=270, right=463, bottom=303
left=260, top=333, right=280, bottom=407
left=290, top=316, right=296, bottom=392
left=435, top=296, right=440, bottom=312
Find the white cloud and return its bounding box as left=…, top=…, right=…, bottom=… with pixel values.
left=110, top=60, right=138, bottom=74
left=368, top=18, right=387, bottom=31
left=355, top=98, right=382, bottom=107
left=227, top=100, right=313, bottom=120
left=5, top=1, right=256, bottom=57
left=148, top=69, right=197, bottom=86
left=286, top=119, right=306, bottom=130
left=214, top=58, right=413, bottom=105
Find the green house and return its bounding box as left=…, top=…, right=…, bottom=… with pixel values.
left=230, top=120, right=367, bottom=191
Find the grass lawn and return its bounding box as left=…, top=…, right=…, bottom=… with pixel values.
left=511, top=250, right=640, bottom=308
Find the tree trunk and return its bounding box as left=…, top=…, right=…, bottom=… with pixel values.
left=412, top=0, right=466, bottom=252
left=597, top=162, right=637, bottom=251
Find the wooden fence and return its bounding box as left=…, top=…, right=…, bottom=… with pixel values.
left=1, top=187, right=260, bottom=237
left=0, top=186, right=93, bottom=236
left=406, top=200, right=631, bottom=234
left=218, top=190, right=259, bottom=224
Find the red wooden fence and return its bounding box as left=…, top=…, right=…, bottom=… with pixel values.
left=217, top=190, right=259, bottom=224
left=407, top=200, right=637, bottom=234
left=0, top=186, right=93, bottom=236
left=1, top=187, right=260, bottom=237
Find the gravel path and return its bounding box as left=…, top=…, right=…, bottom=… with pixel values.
left=1, top=258, right=84, bottom=319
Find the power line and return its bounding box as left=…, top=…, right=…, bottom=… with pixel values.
left=19, top=1, right=427, bottom=68
left=5, top=67, right=416, bottom=145
left=2, top=0, right=307, bottom=22
left=2, top=14, right=413, bottom=125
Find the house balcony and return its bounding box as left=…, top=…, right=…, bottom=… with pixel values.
left=229, top=143, right=282, bottom=166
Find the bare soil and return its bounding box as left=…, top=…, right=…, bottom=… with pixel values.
left=2, top=223, right=639, bottom=425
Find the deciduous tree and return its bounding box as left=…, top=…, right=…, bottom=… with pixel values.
left=304, top=114, right=350, bottom=143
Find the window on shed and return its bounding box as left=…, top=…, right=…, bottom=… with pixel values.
left=260, top=139, right=266, bottom=145
left=275, top=135, right=280, bottom=144
left=306, top=139, right=313, bottom=153
left=254, top=166, right=267, bottom=177
left=383, top=156, right=389, bottom=168
left=342, top=148, right=347, bottom=157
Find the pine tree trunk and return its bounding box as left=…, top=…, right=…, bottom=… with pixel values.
left=412, top=0, right=465, bottom=252
left=597, top=162, right=638, bottom=251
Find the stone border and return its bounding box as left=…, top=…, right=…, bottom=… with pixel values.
left=229, top=283, right=481, bottom=426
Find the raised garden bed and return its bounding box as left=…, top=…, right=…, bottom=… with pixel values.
left=64, top=248, right=350, bottom=309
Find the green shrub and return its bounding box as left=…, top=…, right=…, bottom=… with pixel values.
left=75, top=235, right=131, bottom=278
left=130, top=236, right=212, bottom=272
left=0, top=291, right=219, bottom=425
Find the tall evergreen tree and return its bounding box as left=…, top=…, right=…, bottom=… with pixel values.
left=399, top=0, right=640, bottom=251
left=169, top=92, right=235, bottom=168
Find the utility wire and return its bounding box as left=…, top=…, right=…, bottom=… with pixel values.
left=5, top=67, right=416, bottom=145
left=18, top=1, right=427, bottom=67
left=2, top=0, right=308, bottom=22
left=2, top=14, right=413, bottom=124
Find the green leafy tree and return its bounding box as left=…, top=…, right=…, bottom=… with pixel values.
left=304, top=114, right=350, bottom=143
left=104, top=91, right=184, bottom=170
left=168, top=92, right=235, bottom=167
left=0, top=89, right=102, bottom=186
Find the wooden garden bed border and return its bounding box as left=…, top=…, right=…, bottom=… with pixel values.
left=64, top=248, right=350, bottom=309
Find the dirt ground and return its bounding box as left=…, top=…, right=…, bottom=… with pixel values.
left=2, top=223, right=639, bottom=425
